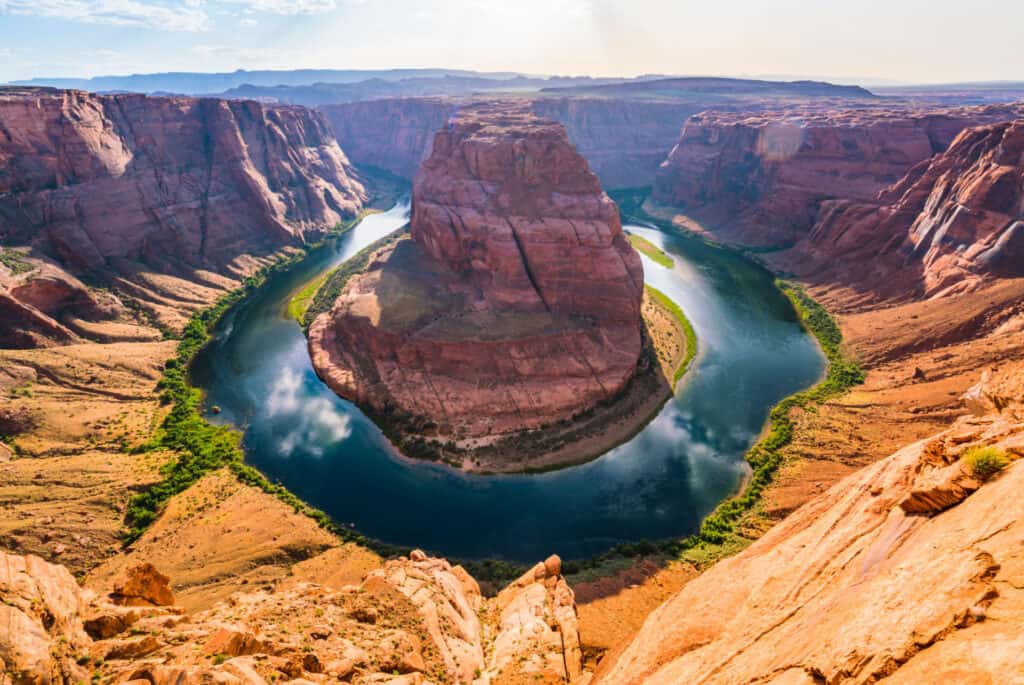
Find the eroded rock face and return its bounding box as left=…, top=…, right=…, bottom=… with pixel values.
left=787, top=120, right=1024, bottom=301
left=0, top=88, right=365, bottom=272
left=0, top=87, right=365, bottom=344
left=322, top=98, right=455, bottom=180
left=530, top=98, right=702, bottom=189
left=0, top=552, right=90, bottom=685
left=309, top=103, right=643, bottom=447
left=0, top=548, right=584, bottom=685
left=323, top=95, right=701, bottom=189
left=652, top=103, right=1024, bottom=247
left=593, top=367, right=1024, bottom=684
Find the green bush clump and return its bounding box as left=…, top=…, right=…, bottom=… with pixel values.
left=964, top=446, right=1011, bottom=481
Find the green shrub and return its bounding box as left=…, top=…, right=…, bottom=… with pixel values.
left=964, top=446, right=1010, bottom=480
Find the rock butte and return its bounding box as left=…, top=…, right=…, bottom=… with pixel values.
left=309, top=102, right=645, bottom=453
left=652, top=103, right=1024, bottom=247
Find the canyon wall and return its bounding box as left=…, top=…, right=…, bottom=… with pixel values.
left=594, top=366, right=1024, bottom=685
left=652, top=103, right=1024, bottom=247
left=785, top=119, right=1024, bottom=301
left=0, top=87, right=366, bottom=344
left=308, top=103, right=644, bottom=458
left=530, top=98, right=701, bottom=189
left=322, top=96, right=699, bottom=189
left=321, top=97, right=454, bottom=180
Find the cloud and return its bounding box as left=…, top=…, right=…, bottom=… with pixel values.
left=0, top=0, right=337, bottom=32
left=0, top=0, right=210, bottom=31
left=266, top=367, right=353, bottom=458
left=234, top=0, right=336, bottom=14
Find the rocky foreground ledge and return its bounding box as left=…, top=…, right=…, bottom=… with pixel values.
left=308, top=102, right=660, bottom=472
left=1, top=548, right=586, bottom=685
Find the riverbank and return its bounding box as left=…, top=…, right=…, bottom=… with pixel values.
left=302, top=250, right=697, bottom=473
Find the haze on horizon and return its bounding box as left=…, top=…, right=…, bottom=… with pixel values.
left=0, top=0, right=1022, bottom=87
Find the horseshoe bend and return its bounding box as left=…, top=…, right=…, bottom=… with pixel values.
left=4, top=11, right=1024, bottom=685
left=306, top=103, right=678, bottom=472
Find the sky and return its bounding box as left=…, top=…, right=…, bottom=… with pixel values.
left=0, top=0, right=1022, bottom=86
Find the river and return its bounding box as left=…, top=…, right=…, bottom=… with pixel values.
left=191, top=200, right=824, bottom=561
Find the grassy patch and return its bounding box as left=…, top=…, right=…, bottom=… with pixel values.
left=121, top=213, right=403, bottom=558
left=627, top=232, right=674, bottom=269
left=645, top=285, right=697, bottom=387
left=301, top=230, right=406, bottom=329
left=544, top=277, right=864, bottom=579
left=964, top=446, right=1011, bottom=480
left=287, top=272, right=330, bottom=324
left=0, top=248, right=35, bottom=275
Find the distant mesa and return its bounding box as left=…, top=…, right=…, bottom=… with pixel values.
left=307, top=102, right=654, bottom=471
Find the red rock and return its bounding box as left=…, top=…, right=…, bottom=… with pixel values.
left=652, top=103, right=1024, bottom=247
left=0, top=88, right=365, bottom=271
left=325, top=96, right=707, bottom=188
left=0, top=87, right=366, bottom=343
left=308, top=103, right=643, bottom=449
left=788, top=120, right=1024, bottom=300
left=322, top=98, right=454, bottom=180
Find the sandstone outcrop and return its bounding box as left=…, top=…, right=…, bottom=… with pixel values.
left=593, top=366, right=1024, bottom=684
left=308, top=103, right=644, bottom=463
left=1, top=548, right=585, bottom=685
left=652, top=103, right=1024, bottom=246
left=0, top=87, right=366, bottom=340
left=785, top=119, right=1024, bottom=301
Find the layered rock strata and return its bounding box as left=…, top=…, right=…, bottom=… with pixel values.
left=309, top=103, right=644, bottom=458
left=652, top=103, right=1024, bottom=246
left=786, top=119, right=1024, bottom=301
left=0, top=87, right=366, bottom=342
left=594, top=366, right=1024, bottom=684
left=325, top=96, right=704, bottom=188
left=1, top=550, right=585, bottom=685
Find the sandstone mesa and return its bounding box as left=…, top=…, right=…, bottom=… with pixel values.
left=308, top=103, right=645, bottom=459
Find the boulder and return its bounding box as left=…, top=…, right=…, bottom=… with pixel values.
left=111, top=563, right=175, bottom=607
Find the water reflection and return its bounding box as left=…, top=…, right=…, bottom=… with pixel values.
left=191, top=202, right=824, bottom=561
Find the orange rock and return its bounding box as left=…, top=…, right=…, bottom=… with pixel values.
left=112, top=563, right=175, bottom=607
left=593, top=369, right=1024, bottom=684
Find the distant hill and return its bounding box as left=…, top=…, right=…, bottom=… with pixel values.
left=212, top=75, right=650, bottom=106
left=7, top=68, right=534, bottom=95
left=541, top=77, right=876, bottom=99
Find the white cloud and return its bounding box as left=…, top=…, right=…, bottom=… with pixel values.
left=266, top=367, right=352, bottom=458
left=233, top=0, right=336, bottom=14
left=0, top=0, right=210, bottom=31
left=0, top=0, right=337, bottom=32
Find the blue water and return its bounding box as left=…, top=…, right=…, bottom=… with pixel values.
left=191, top=201, right=824, bottom=561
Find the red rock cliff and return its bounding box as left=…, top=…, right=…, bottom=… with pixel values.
left=530, top=98, right=702, bottom=189
left=0, top=87, right=366, bottom=272
left=652, top=103, right=1024, bottom=247
left=322, top=96, right=699, bottom=189
left=321, top=98, right=454, bottom=180
left=308, top=103, right=644, bottom=455
left=786, top=119, right=1024, bottom=301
